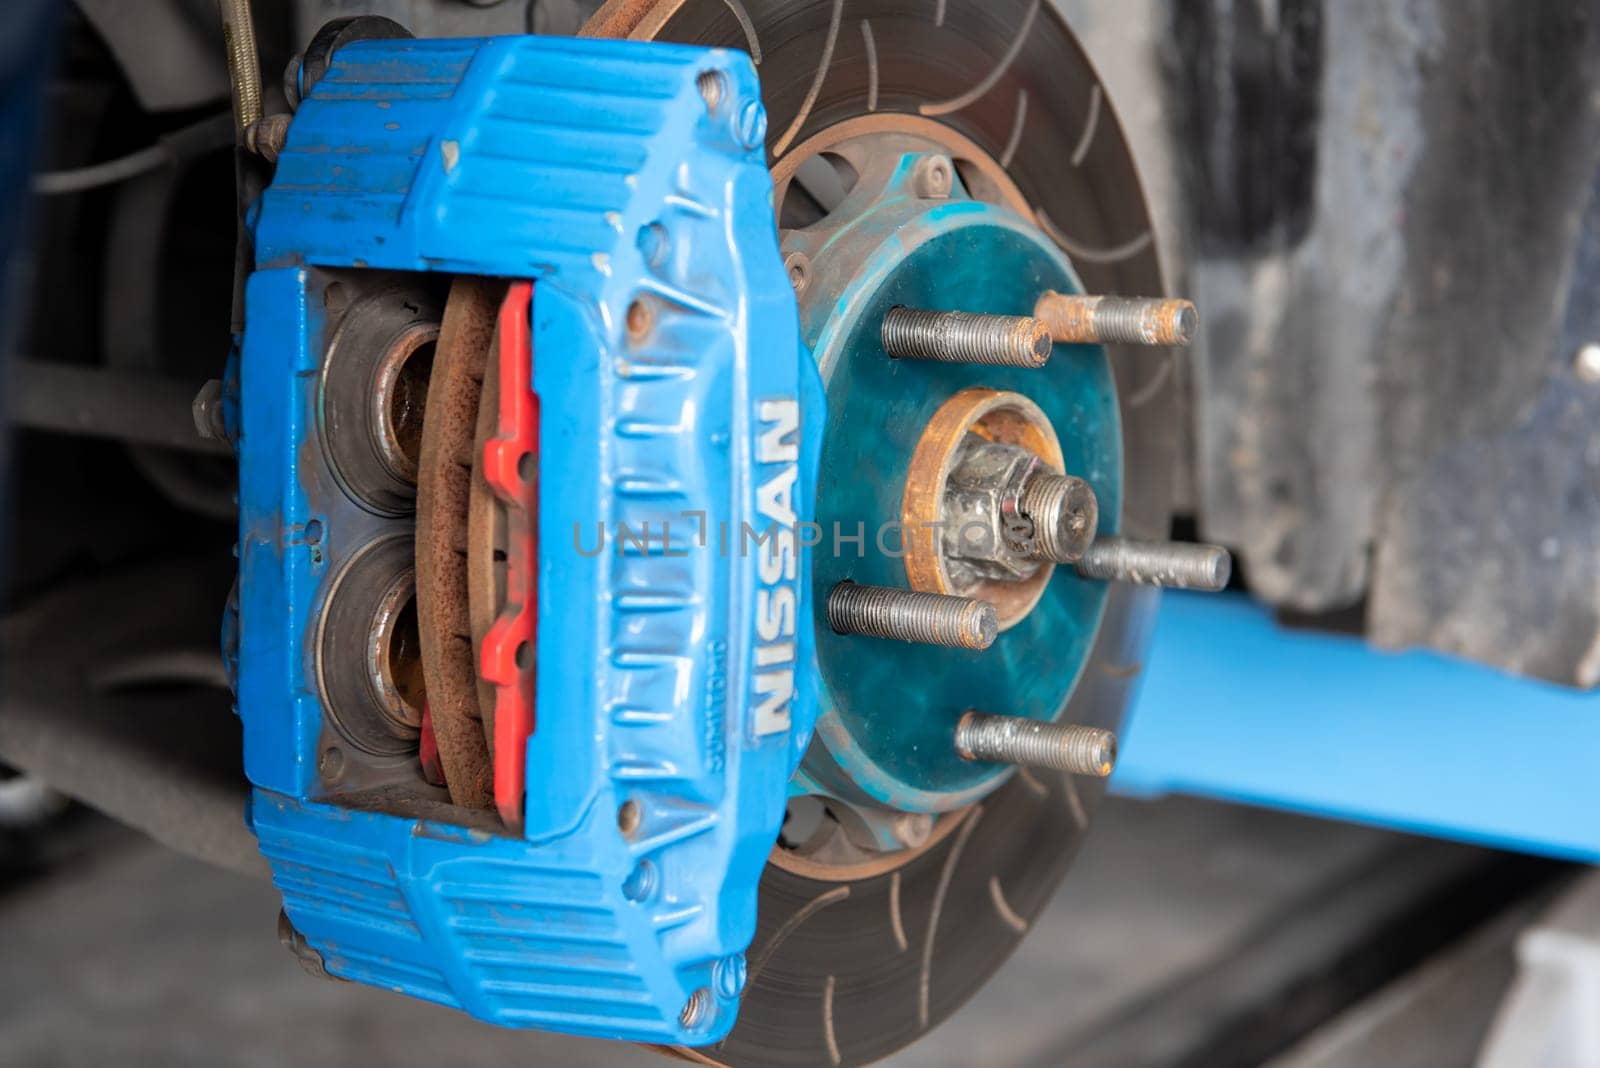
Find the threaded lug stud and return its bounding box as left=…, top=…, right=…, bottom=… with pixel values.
left=954, top=712, right=1117, bottom=776
left=1017, top=474, right=1099, bottom=563
left=1034, top=293, right=1197, bottom=347
left=1075, top=537, right=1232, bottom=590
left=826, top=581, right=998, bottom=650
left=881, top=307, right=1052, bottom=367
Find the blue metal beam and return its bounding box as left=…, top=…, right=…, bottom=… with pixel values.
left=1114, top=592, right=1600, bottom=863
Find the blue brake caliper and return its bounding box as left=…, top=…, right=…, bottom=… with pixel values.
left=233, top=32, right=822, bottom=1044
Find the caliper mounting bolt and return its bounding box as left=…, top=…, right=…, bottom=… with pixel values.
left=881, top=307, right=1052, bottom=368
left=827, top=581, right=998, bottom=650
left=955, top=711, right=1117, bottom=777
left=1075, top=536, right=1232, bottom=590
left=1034, top=292, right=1197, bottom=347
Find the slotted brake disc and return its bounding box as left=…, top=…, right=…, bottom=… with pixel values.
left=578, top=2, right=1177, bottom=1064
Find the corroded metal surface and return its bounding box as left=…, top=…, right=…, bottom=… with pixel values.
left=901, top=388, right=1064, bottom=628
left=414, top=277, right=502, bottom=808
left=768, top=113, right=1033, bottom=220
left=1034, top=292, right=1195, bottom=346
left=583, top=0, right=666, bottom=38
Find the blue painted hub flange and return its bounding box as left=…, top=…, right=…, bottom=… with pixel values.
left=234, top=33, right=821, bottom=1045
left=786, top=157, right=1123, bottom=814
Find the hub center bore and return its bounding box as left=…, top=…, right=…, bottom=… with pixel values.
left=902, top=387, right=1086, bottom=629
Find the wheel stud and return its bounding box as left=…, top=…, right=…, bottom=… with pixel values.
left=827, top=581, right=998, bottom=650
left=1075, top=537, right=1231, bottom=591
left=1034, top=292, right=1197, bottom=347
left=881, top=307, right=1052, bottom=367
left=955, top=711, right=1117, bottom=776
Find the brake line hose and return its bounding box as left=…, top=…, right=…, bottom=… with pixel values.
left=218, top=0, right=263, bottom=136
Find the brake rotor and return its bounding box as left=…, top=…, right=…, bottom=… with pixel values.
left=584, top=2, right=1176, bottom=1064
left=415, top=277, right=505, bottom=808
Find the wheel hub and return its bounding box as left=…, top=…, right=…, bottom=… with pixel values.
left=777, top=128, right=1122, bottom=826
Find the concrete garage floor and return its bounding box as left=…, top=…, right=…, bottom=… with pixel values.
left=0, top=797, right=1550, bottom=1067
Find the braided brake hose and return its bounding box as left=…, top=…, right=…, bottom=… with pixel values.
left=218, top=0, right=262, bottom=136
